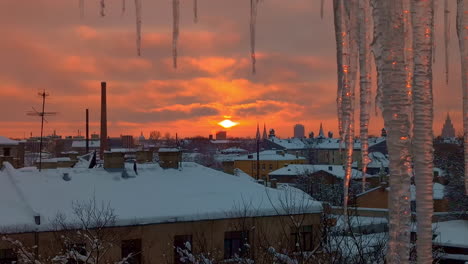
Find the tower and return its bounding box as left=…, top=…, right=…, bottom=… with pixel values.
left=441, top=113, right=456, bottom=138
left=262, top=123, right=268, bottom=140
left=100, top=82, right=109, bottom=158
left=318, top=123, right=325, bottom=138
left=294, top=124, right=305, bottom=138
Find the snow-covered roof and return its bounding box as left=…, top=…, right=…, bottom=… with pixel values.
left=220, top=147, right=248, bottom=154
left=158, top=147, right=180, bottom=152
left=314, top=137, right=386, bottom=150
left=40, top=157, right=72, bottom=163
left=0, top=162, right=322, bottom=233
left=235, top=150, right=307, bottom=161
left=433, top=220, right=468, bottom=248
left=269, top=164, right=375, bottom=180
left=267, top=137, right=307, bottom=150
left=357, top=183, right=445, bottom=200
left=410, top=183, right=445, bottom=201
left=0, top=136, right=19, bottom=146
left=71, top=140, right=100, bottom=148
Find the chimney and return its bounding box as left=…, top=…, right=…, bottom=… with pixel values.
left=270, top=178, right=278, bottom=189
left=100, top=82, right=108, bottom=159
left=86, top=108, right=89, bottom=154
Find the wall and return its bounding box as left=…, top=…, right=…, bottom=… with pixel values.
left=233, top=158, right=307, bottom=180
left=0, top=214, right=322, bottom=264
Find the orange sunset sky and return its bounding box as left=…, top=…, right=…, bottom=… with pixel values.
left=0, top=0, right=463, bottom=139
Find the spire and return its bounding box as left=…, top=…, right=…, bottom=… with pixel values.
left=262, top=123, right=267, bottom=140
left=318, top=122, right=325, bottom=138
left=256, top=123, right=261, bottom=140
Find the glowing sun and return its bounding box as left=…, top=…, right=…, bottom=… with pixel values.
left=218, top=119, right=239, bottom=129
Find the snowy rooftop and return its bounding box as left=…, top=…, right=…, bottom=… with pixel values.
left=433, top=220, right=468, bottom=248
left=0, top=162, right=322, bottom=233
left=40, top=157, right=72, bottom=163
left=0, top=136, right=19, bottom=146
left=220, top=147, right=248, bottom=154
left=71, top=140, right=100, bottom=148
left=268, top=137, right=307, bottom=150
left=235, top=150, right=307, bottom=161
left=158, top=147, right=180, bottom=152
left=269, top=164, right=375, bottom=180
left=410, top=183, right=445, bottom=201
left=357, top=183, right=445, bottom=200
left=314, top=137, right=386, bottom=150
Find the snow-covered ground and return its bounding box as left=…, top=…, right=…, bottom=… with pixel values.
left=0, top=162, right=322, bottom=233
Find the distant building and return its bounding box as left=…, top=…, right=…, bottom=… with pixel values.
left=0, top=136, right=24, bottom=168
left=294, top=124, right=305, bottom=138
left=441, top=113, right=456, bottom=138
left=216, top=131, right=227, bottom=140
left=231, top=150, right=307, bottom=180
left=0, top=161, right=322, bottom=264
left=121, top=135, right=135, bottom=148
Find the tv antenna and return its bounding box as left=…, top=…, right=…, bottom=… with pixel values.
left=27, top=90, right=57, bottom=171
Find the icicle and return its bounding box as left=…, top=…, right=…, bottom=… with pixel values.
left=100, top=0, right=105, bottom=17
left=321, top=0, right=325, bottom=19
left=194, top=0, right=198, bottom=23
left=358, top=0, right=372, bottom=192
left=333, top=0, right=344, bottom=142
left=337, top=0, right=358, bottom=222
left=122, top=0, right=126, bottom=16
left=456, top=0, right=468, bottom=195
left=372, top=0, right=412, bottom=262
left=444, top=0, right=450, bottom=84
left=172, top=0, right=180, bottom=68
left=134, top=0, right=142, bottom=56
left=433, top=0, right=437, bottom=63
left=250, top=0, right=258, bottom=74
left=411, top=0, right=435, bottom=263
left=79, top=0, right=84, bottom=19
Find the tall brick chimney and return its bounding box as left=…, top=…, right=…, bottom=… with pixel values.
left=100, top=82, right=108, bottom=158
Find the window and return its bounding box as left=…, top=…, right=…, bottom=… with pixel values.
left=261, top=163, right=265, bottom=170
left=269, top=164, right=273, bottom=170
left=0, top=249, right=17, bottom=264
left=121, top=239, right=141, bottom=264
left=174, top=235, right=193, bottom=264
left=224, top=231, right=249, bottom=259
left=2, top=148, right=10, bottom=157
left=290, top=225, right=315, bottom=252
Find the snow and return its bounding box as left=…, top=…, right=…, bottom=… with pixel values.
left=0, top=136, right=19, bottom=146
left=40, top=157, right=72, bottom=163
left=72, top=140, right=100, bottom=148
left=269, top=164, right=376, bottom=180
left=220, top=147, right=248, bottom=154
left=410, top=183, right=445, bottom=201
left=235, top=150, right=306, bottom=161
left=433, top=220, right=468, bottom=248
left=267, top=137, right=307, bottom=150
left=0, top=161, right=322, bottom=233
left=158, top=147, right=180, bottom=152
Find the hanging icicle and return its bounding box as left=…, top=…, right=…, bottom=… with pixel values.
left=335, top=0, right=358, bottom=222
left=358, top=0, right=372, bottom=192
left=194, top=0, right=198, bottom=23
left=411, top=0, right=435, bottom=263
left=250, top=0, right=258, bottom=74
left=134, top=0, right=142, bottom=56
left=333, top=0, right=344, bottom=142
left=100, top=0, right=105, bottom=17
left=372, top=0, right=412, bottom=262
left=444, top=0, right=450, bottom=84
left=457, top=0, right=468, bottom=195
left=173, top=0, right=180, bottom=68
left=122, top=0, right=126, bottom=16
left=321, top=0, right=325, bottom=20
left=433, top=0, right=437, bottom=63
left=79, top=0, right=84, bottom=19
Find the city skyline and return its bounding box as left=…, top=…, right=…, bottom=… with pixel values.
left=0, top=0, right=462, bottom=138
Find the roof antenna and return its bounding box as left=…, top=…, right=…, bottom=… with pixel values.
left=27, top=90, right=58, bottom=171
